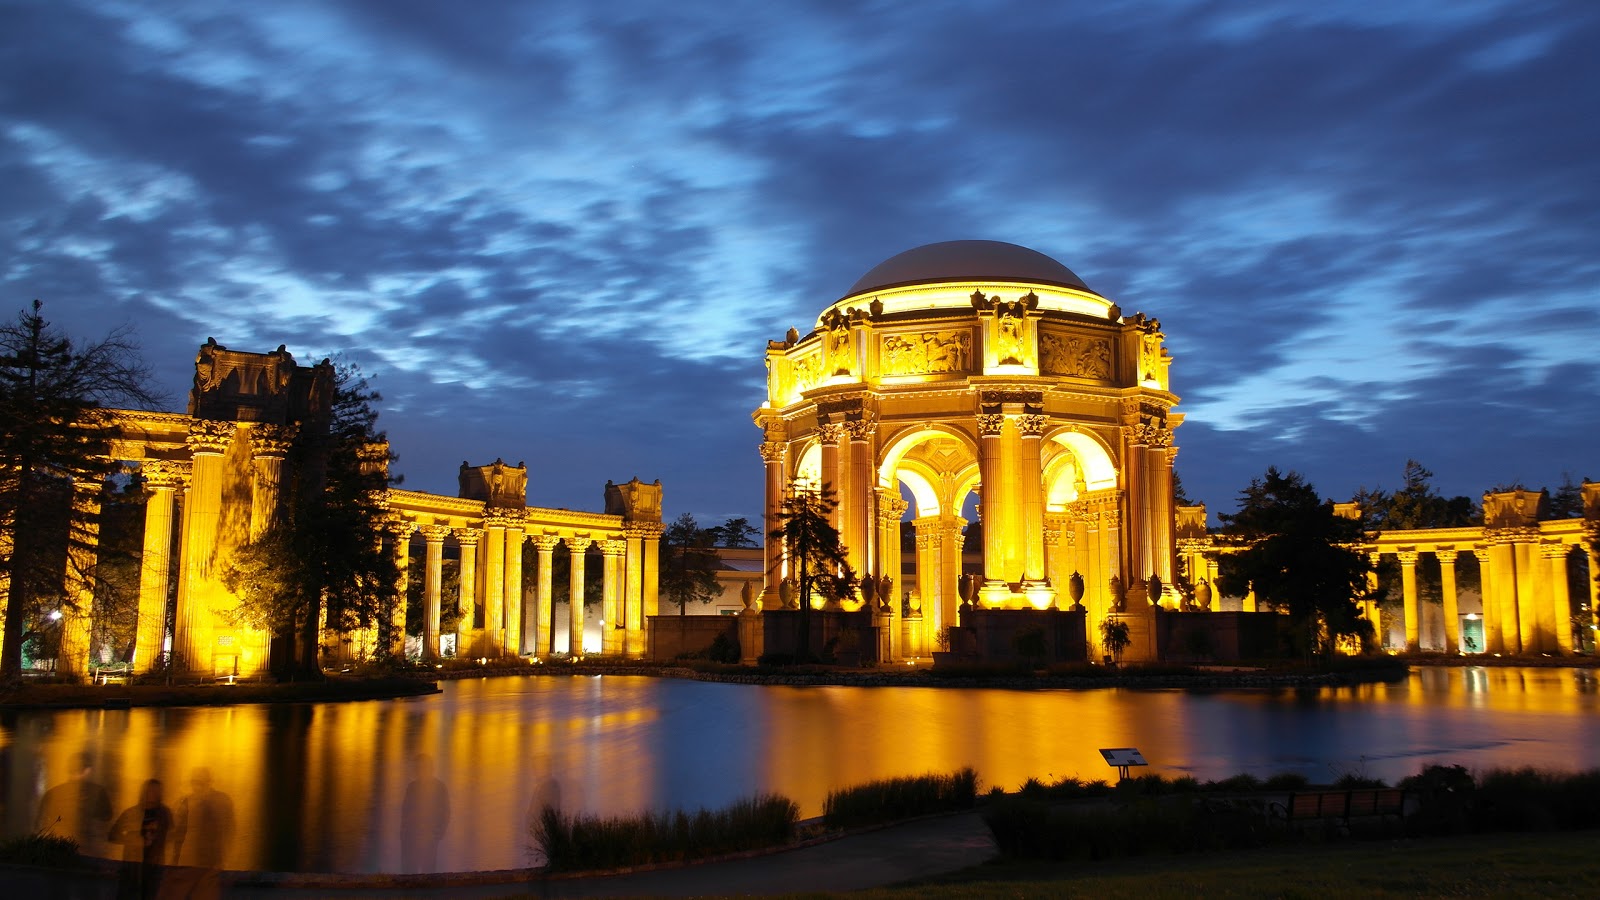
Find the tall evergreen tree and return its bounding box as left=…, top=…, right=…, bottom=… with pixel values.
left=659, top=512, right=724, bottom=615
left=223, top=363, right=399, bottom=678
left=1217, top=467, right=1374, bottom=657
left=770, top=487, right=854, bottom=661
left=0, top=302, right=157, bottom=679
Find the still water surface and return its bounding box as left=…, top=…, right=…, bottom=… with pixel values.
left=2, top=666, right=1597, bottom=874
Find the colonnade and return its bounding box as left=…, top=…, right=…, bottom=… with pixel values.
left=378, top=508, right=663, bottom=661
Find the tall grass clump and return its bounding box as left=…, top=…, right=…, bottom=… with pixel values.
left=531, top=794, right=798, bottom=872
left=0, top=833, right=80, bottom=867
left=822, top=768, right=979, bottom=830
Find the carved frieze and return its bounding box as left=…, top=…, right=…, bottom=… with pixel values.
left=979, top=390, right=1043, bottom=407
left=1038, top=332, right=1112, bottom=380
left=880, top=330, right=972, bottom=375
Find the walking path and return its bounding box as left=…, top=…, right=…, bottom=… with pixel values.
left=1, top=811, right=997, bottom=899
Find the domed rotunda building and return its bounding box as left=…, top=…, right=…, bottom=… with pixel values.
left=753, top=240, right=1181, bottom=661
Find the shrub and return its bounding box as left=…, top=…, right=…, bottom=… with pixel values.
left=706, top=632, right=741, bottom=664
left=531, top=793, right=798, bottom=872
left=1333, top=773, right=1388, bottom=789
left=1209, top=773, right=1263, bottom=792
left=1263, top=772, right=1310, bottom=790
left=983, top=795, right=1274, bottom=862
left=0, top=833, right=80, bottom=867
left=823, top=768, right=979, bottom=830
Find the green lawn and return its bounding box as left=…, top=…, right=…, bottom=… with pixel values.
left=851, top=830, right=1600, bottom=899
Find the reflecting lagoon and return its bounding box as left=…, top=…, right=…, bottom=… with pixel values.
left=2, top=666, right=1598, bottom=874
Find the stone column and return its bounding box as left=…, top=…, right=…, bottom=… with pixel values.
left=502, top=512, right=526, bottom=655
left=567, top=536, right=593, bottom=654
left=940, top=515, right=966, bottom=619
left=1398, top=549, right=1421, bottom=652
left=1123, top=427, right=1147, bottom=589
left=1364, top=551, right=1383, bottom=646
left=876, top=491, right=907, bottom=587
left=844, top=419, right=876, bottom=580
left=134, top=460, right=186, bottom=674
left=1151, top=444, right=1178, bottom=587
left=913, top=517, right=941, bottom=647
left=247, top=424, right=296, bottom=539
left=1513, top=535, right=1540, bottom=653
left=531, top=535, right=560, bottom=657
left=1474, top=546, right=1500, bottom=653
left=481, top=512, right=507, bottom=656
left=817, top=424, right=844, bottom=530
left=601, top=538, right=626, bottom=655
left=759, top=441, right=786, bottom=609
left=975, top=413, right=1007, bottom=603
left=174, top=420, right=235, bottom=675
left=1543, top=543, right=1575, bottom=655
left=386, top=519, right=413, bottom=657
left=454, top=528, right=480, bottom=657
left=1436, top=549, right=1461, bottom=655
left=58, top=480, right=101, bottom=679
left=418, top=525, right=451, bottom=661
left=621, top=528, right=644, bottom=655
left=1016, top=413, right=1053, bottom=608
left=642, top=525, right=662, bottom=619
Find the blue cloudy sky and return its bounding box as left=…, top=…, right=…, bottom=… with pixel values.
left=3, top=0, right=1596, bottom=523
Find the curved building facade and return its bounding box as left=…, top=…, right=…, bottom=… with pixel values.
left=753, top=241, right=1180, bottom=659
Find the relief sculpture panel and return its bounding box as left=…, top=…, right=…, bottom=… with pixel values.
left=880, top=330, right=972, bottom=376
left=1039, top=331, right=1112, bottom=380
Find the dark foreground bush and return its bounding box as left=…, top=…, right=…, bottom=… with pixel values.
left=823, top=768, right=979, bottom=829
left=982, top=795, right=1274, bottom=861
left=0, top=833, right=80, bottom=867
left=532, top=793, right=799, bottom=872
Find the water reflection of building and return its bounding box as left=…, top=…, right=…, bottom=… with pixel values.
left=23, top=340, right=665, bottom=680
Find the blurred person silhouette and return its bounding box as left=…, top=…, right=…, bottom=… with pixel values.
left=35, top=751, right=113, bottom=855
left=526, top=773, right=563, bottom=869
left=400, top=754, right=450, bottom=873
left=165, top=767, right=234, bottom=900
left=108, top=778, right=171, bottom=900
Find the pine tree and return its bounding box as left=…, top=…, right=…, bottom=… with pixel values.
left=659, top=513, right=724, bottom=615
left=770, top=487, right=854, bottom=661
left=0, top=302, right=156, bottom=679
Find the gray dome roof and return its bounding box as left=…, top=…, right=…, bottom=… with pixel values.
left=845, top=240, right=1094, bottom=298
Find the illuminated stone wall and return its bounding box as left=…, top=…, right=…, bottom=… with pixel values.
left=36, top=341, right=663, bottom=680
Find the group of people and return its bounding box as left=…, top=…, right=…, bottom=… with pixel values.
left=34, top=756, right=235, bottom=900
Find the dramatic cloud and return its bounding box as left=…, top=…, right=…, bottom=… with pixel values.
left=2, top=0, right=1595, bottom=522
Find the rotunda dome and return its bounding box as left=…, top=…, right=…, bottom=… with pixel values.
left=843, top=240, right=1095, bottom=299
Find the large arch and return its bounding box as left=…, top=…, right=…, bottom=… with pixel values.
left=877, top=423, right=980, bottom=489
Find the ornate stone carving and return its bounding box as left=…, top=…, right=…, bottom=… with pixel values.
left=1015, top=414, right=1048, bottom=437
left=1038, top=332, right=1112, bottom=379
left=816, top=422, right=846, bottom=445
left=979, top=390, right=1044, bottom=406
left=186, top=420, right=236, bottom=455
left=993, top=300, right=1029, bottom=365
left=878, top=495, right=908, bottom=522
left=481, top=508, right=520, bottom=528
left=842, top=417, right=877, bottom=442
left=1132, top=423, right=1173, bottom=447
left=384, top=518, right=415, bottom=539
left=248, top=423, right=297, bottom=458
left=140, top=459, right=190, bottom=490
left=791, top=352, right=822, bottom=394
left=822, top=310, right=854, bottom=377
left=601, top=538, right=627, bottom=557
left=530, top=534, right=562, bottom=552
left=623, top=521, right=666, bottom=539
left=604, top=477, right=663, bottom=522
left=418, top=524, right=453, bottom=544
left=759, top=441, right=786, bottom=464
left=453, top=527, right=482, bottom=548
left=1396, top=550, right=1420, bottom=566
left=880, top=331, right=972, bottom=375
left=975, top=414, right=1005, bottom=437
left=566, top=535, right=594, bottom=554
left=1483, top=490, right=1544, bottom=531
left=1434, top=548, right=1458, bottom=564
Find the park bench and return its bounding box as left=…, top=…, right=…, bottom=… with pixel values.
left=1271, top=788, right=1406, bottom=832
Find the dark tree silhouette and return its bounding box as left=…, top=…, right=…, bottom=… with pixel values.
left=659, top=513, right=723, bottom=615
left=1218, top=467, right=1375, bottom=657
left=0, top=302, right=158, bottom=679
left=770, top=487, right=854, bottom=661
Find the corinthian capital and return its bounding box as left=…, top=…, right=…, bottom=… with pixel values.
left=418, top=524, right=453, bottom=543
left=975, top=414, right=1005, bottom=437
left=186, top=419, right=237, bottom=455
left=140, top=458, right=190, bottom=490
left=1015, top=413, right=1048, bottom=437
left=759, top=441, right=786, bottom=464
left=249, top=423, right=298, bottom=458
left=843, top=417, right=877, bottom=442
left=816, top=423, right=846, bottom=445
